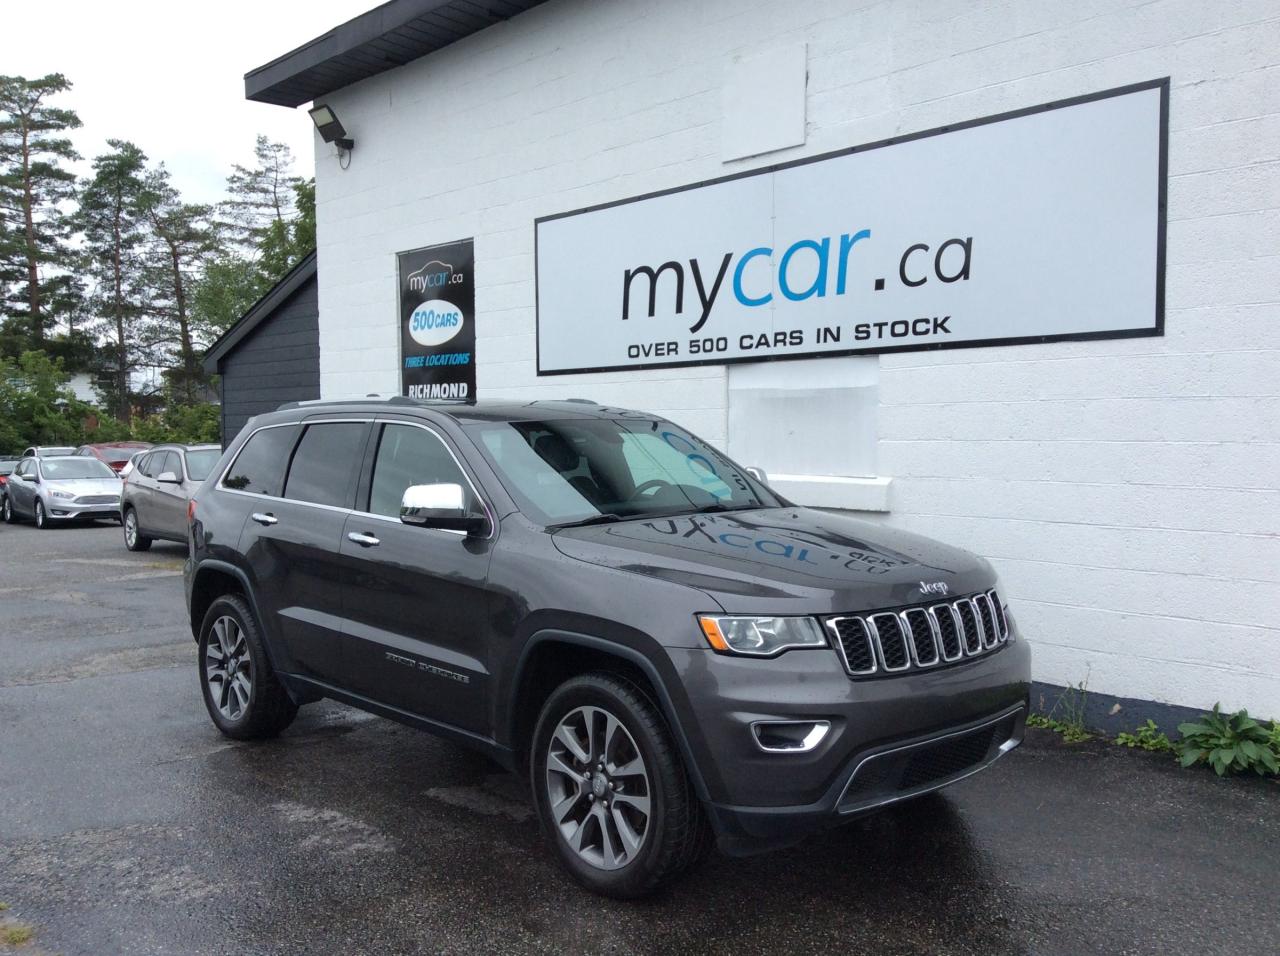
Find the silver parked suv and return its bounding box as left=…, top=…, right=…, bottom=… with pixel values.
left=121, top=443, right=221, bottom=551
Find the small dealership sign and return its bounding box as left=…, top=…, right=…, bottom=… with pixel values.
left=535, top=80, right=1167, bottom=375
left=398, top=239, right=475, bottom=399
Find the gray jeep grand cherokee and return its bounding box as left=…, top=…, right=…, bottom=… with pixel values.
left=185, top=397, right=1030, bottom=898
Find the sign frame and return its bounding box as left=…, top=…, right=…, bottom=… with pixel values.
left=534, top=78, right=1168, bottom=376
left=397, top=238, right=477, bottom=401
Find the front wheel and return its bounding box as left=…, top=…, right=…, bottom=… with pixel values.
left=123, top=508, right=152, bottom=551
left=34, top=500, right=47, bottom=529
left=530, top=673, right=710, bottom=898
left=198, top=594, right=297, bottom=739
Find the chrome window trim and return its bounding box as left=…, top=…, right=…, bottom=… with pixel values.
left=216, top=417, right=496, bottom=541
left=868, top=613, right=912, bottom=673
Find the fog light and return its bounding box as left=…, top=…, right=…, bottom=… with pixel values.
left=751, top=720, right=830, bottom=753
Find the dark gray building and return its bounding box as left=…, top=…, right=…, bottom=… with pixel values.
left=203, top=252, right=319, bottom=446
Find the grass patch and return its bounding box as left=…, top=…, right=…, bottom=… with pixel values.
left=1, top=921, right=35, bottom=946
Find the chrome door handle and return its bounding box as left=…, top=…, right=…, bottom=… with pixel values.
left=251, top=512, right=278, bottom=526
left=347, top=531, right=380, bottom=547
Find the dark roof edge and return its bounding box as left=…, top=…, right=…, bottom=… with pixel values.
left=244, top=0, right=544, bottom=108
left=203, top=251, right=318, bottom=373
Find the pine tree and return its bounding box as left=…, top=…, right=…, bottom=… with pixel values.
left=141, top=164, right=215, bottom=403
left=221, top=135, right=302, bottom=254
left=0, top=73, right=82, bottom=347
left=79, top=139, right=151, bottom=427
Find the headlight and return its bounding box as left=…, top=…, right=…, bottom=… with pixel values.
left=697, top=615, right=827, bottom=657
left=50, top=490, right=74, bottom=499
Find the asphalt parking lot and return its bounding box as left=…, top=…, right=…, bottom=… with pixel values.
left=1, top=522, right=1277, bottom=956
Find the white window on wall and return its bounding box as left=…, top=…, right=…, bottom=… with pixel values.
left=727, top=356, right=891, bottom=512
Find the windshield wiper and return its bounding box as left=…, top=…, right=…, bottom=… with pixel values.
left=547, top=513, right=624, bottom=530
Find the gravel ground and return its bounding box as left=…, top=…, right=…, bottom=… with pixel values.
left=0, top=520, right=1277, bottom=955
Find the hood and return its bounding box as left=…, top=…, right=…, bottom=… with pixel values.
left=46, top=477, right=123, bottom=495
left=551, top=507, right=995, bottom=615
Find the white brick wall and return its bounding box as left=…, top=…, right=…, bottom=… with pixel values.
left=314, top=0, right=1280, bottom=715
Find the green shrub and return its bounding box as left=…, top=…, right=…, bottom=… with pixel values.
left=1115, top=719, right=1172, bottom=753
left=1175, top=704, right=1280, bottom=777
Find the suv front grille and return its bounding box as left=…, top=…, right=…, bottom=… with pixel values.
left=76, top=494, right=119, bottom=505
left=825, top=590, right=1009, bottom=679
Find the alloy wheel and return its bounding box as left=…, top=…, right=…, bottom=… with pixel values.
left=124, top=510, right=137, bottom=547
left=34, top=500, right=45, bottom=528
left=545, top=705, right=652, bottom=871
left=205, top=615, right=252, bottom=720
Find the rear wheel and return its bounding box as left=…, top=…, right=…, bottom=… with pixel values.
left=530, top=673, right=709, bottom=898
left=1, top=496, right=12, bottom=523
left=198, top=594, right=297, bottom=739
left=123, top=507, right=152, bottom=551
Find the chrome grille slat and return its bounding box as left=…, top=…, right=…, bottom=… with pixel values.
left=929, top=604, right=964, bottom=661
left=973, top=593, right=1000, bottom=649
left=988, top=590, right=1008, bottom=640
left=902, top=608, right=939, bottom=667
left=869, top=613, right=912, bottom=672
left=954, top=600, right=983, bottom=656
left=826, top=617, right=878, bottom=676
left=827, top=590, right=1010, bottom=679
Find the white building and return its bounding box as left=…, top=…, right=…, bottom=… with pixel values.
left=246, top=0, right=1279, bottom=719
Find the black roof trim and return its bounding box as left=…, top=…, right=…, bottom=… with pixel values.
left=245, top=0, right=548, bottom=108
left=203, top=251, right=317, bottom=373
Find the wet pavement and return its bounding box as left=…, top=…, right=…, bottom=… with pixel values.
left=0, top=521, right=1277, bottom=955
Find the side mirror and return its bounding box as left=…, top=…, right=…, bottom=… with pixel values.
left=744, top=466, right=768, bottom=484
left=401, top=483, right=487, bottom=536
left=157, top=471, right=181, bottom=484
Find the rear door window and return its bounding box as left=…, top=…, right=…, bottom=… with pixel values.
left=222, top=426, right=298, bottom=497
left=282, top=422, right=368, bottom=509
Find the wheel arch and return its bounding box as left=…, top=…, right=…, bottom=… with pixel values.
left=508, top=630, right=712, bottom=803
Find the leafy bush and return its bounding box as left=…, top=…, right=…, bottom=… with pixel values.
left=1027, top=713, right=1093, bottom=743
left=1175, top=704, right=1280, bottom=776
left=1115, top=719, right=1172, bottom=753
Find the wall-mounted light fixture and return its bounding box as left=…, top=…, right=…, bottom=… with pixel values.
left=308, top=104, right=354, bottom=153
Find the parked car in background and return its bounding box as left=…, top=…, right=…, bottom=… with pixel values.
left=3, top=455, right=123, bottom=528
left=121, top=443, right=221, bottom=551
left=119, top=450, right=147, bottom=479
left=21, top=445, right=77, bottom=458
left=77, top=441, right=152, bottom=473
left=0, top=457, right=18, bottom=496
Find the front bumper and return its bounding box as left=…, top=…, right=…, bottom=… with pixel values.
left=665, top=630, right=1032, bottom=855
left=44, top=498, right=121, bottom=520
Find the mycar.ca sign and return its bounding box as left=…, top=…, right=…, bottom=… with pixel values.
left=535, top=80, right=1167, bottom=375
left=398, top=239, right=475, bottom=399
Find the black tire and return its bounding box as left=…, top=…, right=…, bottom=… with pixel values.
left=122, top=507, right=152, bottom=551
left=530, top=672, right=709, bottom=899
left=34, top=499, right=47, bottom=529
left=1, top=495, right=13, bottom=524
left=198, top=593, right=297, bottom=739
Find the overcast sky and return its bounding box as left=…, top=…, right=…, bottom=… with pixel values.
left=7, top=0, right=375, bottom=204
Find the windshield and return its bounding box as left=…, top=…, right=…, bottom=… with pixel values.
left=41, top=447, right=76, bottom=456
left=41, top=458, right=117, bottom=480
left=464, top=417, right=782, bottom=526
left=185, top=448, right=221, bottom=482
